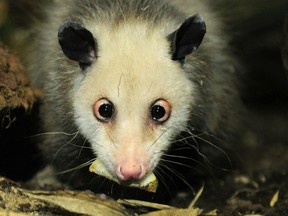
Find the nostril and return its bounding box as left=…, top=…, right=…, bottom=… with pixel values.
left=117, top=164, right=144, bottom=181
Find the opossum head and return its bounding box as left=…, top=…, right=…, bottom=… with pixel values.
left=58, top=15, right=205, bottom=183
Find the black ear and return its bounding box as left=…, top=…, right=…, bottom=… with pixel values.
left=58, top=21, right=96, bottom=70
left=168, top=14, right=206, bottom=61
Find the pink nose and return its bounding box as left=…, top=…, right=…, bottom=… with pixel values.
left=117, top=163, right=145, bottom=181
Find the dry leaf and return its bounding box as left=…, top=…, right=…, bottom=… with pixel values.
left=270, top=190, right=279, bottom=207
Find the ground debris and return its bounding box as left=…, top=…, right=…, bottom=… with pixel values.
left=0, top=177, right=128, bottom=216
left=0, top=176, right=212, bottom=216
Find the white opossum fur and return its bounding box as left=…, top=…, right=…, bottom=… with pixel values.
left=31, top=0, right=243, bottom=196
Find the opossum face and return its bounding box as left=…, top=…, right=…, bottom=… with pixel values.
left=58, top=15, right=205, bottom=182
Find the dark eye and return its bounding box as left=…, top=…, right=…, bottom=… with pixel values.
left=93, top=98, right=114, bottom=122
left=150, top=99, right=171, bottom=123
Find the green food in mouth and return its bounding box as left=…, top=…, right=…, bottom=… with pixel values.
left=89, top=159, right=158, bottom=193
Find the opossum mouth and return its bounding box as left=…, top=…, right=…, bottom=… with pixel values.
left=89, top=159, right=158, bottom=193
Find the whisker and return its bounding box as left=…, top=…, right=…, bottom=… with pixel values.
left=196, top=134, right=229, bottom=155
left=168, top=125, right=233, bottom=173
left=54, top=158, right=95, bottom=175
left=67, top=143, right=92, bottom=150
left=149, top=126, right=171, bottom=150
left=86, top=173, right=111, bottom=191
left=53, top=131, right=81, bottom=160
left=160, top=158, right=192, bottom=169
left=185, top=125, right=225, bottom=143
left=158, top=162, right=195, bottom=194
left=153, top=169, right=166, bottom=188
left=191, top=135, right=232, bottom=170
left=154, top=168, right=174, bottom=198
left=183, top=126, right=230, bottom=155
left=160, top=157, right=206, bottom=171
left=27, top=131, right=79, bottom=138
left=76, top=138, right=89, bottom=158
left=104, top=125, right=117, bottom=149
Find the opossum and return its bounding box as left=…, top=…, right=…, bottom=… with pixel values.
left=31, top=0, right=244, bottom=199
